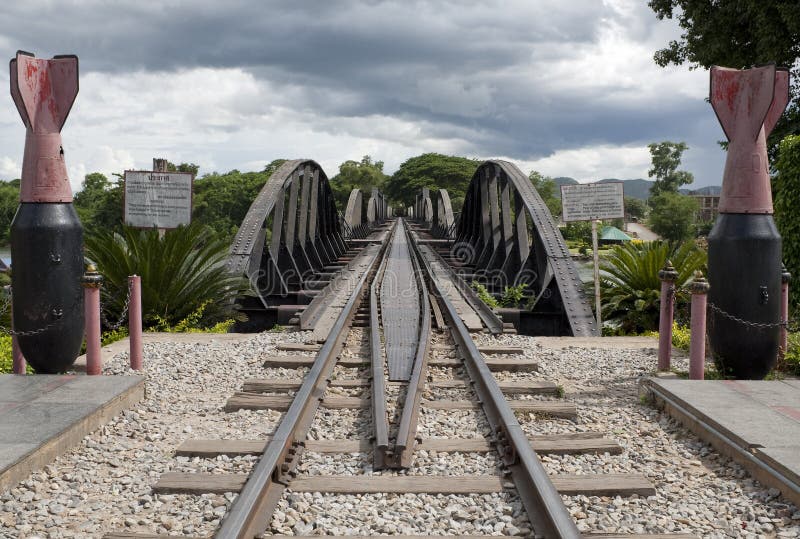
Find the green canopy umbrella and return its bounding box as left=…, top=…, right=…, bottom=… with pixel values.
left=599, top=225, right=632, bottom=243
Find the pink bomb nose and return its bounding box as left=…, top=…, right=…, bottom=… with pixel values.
left=10, top=51, right=78, bottom=203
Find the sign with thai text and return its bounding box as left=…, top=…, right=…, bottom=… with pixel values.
left=561, top=182, right=624, bottom=222
left=124, top=171, right=193, bottom=228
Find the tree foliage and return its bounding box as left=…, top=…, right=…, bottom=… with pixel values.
left=624, top=196, right=647, bottom=221
left=648, top=192, right=698, bottom=242
left=648, top=0, right=800, bottom=156
left=85, top=223, right=247, bottom=328
left=529, top=170, right=562, bottom=218
left=73, top=173, right=124, bottom=236
left=774, top=135, right=800, bottom=308
left=329, top=156, right=389, bottom=209
left=192, top=168, right=277, bottom=241
left=647, top=141, right=694, bottom=197
left=0, top=180, right=19, bottom=245
left=385, top=153, right=479, bottom=210
left=601, top=240, right=707, bottom=333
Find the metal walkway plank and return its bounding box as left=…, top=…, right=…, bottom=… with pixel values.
left=380, top=220, right=420, bottom=381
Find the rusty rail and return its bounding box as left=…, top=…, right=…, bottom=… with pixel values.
left=370, top=222, right=395, bottom=469
left=408, top=226, right=582, bottom=539
left=215, top=233, right=389, bottom=539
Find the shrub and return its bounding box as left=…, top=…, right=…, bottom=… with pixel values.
left=600, top=240, right=706, bottom=333
left=671, top=323, right=691, bottom=351
left=149, top=301, right=236, bottom=333
left=500, top=283, right=528, bottom=307
left=774, top=135, right=800, bottom=310
left=471, top=281, right=499, bottom=309
left=778, top=332, right=800, bottom=376
left=85, top=223, right=248, bottom=329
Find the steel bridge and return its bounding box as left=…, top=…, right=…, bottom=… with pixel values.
left=226, top=158, right=596, bottom=336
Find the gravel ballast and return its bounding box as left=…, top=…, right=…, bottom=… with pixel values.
left=0, top=330, right=798, bottom=538
left=474, top=334, right=800, bottom=538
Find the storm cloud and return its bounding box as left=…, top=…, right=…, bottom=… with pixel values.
left=0, top=0, right=727, bottom=189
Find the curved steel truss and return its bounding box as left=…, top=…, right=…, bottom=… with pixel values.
left=343, top=187, right=388, bottom=239
left=227, top=159, right=345, bottom=303
left=448, top=160, right=597, bottom=336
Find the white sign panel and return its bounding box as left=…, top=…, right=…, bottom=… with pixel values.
left=560, top=182, right=625, bottom=222
left=124, top=171, right=193, bottom=229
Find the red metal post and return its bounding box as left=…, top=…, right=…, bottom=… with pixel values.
left=129, top=275, right=143, bottom=370
left=689, top=271, right=710, bottom=380
left=781, top=264, right=791, bottom=357
left=12, top=333, right=25, bottom=374
left=82, top=265, right=103, bottom=375
left=657, top=260, right=678, bottom=371
left=9, top=279, right=26, bottom=374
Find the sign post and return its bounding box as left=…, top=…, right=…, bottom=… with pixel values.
left=561, top=182, right=625, bottom=330
left=124, top=158, right=193, bottom=230
left=591, top=219, right=601, bottom=328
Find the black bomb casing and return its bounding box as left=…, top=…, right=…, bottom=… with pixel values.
left=707, top=215, right=780, bottom=378
left=9, top=51, right=84, bottom=373
left=707, top=65, right=789, bottom=379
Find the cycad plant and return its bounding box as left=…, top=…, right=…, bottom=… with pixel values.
left=600, top=241, right=706, bottom=333
left=85, top=223, right=247, bottom=328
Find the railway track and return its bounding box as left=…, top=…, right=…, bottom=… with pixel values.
left=105, top=218, right=698, bottom=539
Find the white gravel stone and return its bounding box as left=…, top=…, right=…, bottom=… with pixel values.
left=0, top=330, right=305, bottom=538
left=474, top=333, right=800, bottom=538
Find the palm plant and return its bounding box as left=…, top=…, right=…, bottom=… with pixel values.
left=85, top=223, right=247, bottom=328
left=600, top=241, right=706, bottom=333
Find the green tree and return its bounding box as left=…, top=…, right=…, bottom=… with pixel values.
left=329, top=156, right=389, bottom=208
left=647, top=141, right=694, bottom=197
left=625, top=197, right=647, bottom=222
left=73, top=172, right=124, bottom=235
left=601, top=240, right=707, bottom=333
left=774, top=135, right=800, bottom=308
left=561, top=221, right=592, bottom=244
left=0, top=180, right=19, bottom=245
left=85, top=223, right=247, bottom=327
left=385, top=153, right=479, bottom=209
left=192, top=168, right=278, bottom=241
left=263, top=159, right=287, bottom=175
left=166, top=162, right=200, bottom=175
left=648, top=0, right=800, bottom=157
left=648, top=192, right=699, bottom=242
left=529, top=171, right=562, bottom=218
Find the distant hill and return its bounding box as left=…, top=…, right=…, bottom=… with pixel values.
left=681, top=185, right=722, bottom=196
left=551, top=176, right=720, bottom=200
left=553, top=176, right=578, bottom=187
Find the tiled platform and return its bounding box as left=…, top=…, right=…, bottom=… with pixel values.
left=0, top=374, right=144, bottom=492
left=641, top=377, right=800, bottom=506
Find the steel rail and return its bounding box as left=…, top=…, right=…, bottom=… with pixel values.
left=422, top=238, right=504, bottom=334
left=215, top=233, right=390, bottom=539
left=392, top=218, right=432, bottom=467
left=408, top=230, right=582, bottom=539
left=370, top=221, right=397, bottom=469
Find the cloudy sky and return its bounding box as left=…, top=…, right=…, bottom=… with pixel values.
left=0, top=0, right=729, bottom=192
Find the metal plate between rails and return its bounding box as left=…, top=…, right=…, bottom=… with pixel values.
left=380, top=221, right=420, bottom=381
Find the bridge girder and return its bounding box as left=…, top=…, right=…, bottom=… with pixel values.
left=443, top=160, right=597, bottom=336
left=343, top=187, right=388, bottom=239
left=227, top=159, right=345, bottom=305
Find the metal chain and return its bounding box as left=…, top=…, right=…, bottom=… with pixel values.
left=706, top=300, right=793, bottom=330
left=0, top=287, right=64, bottom=337
left=100, top=286, right=131, bottom=330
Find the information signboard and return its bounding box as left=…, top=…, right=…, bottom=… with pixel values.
left=124, top=171, right=193, bottom=229
left=561, top=182, right=624, bottom=222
